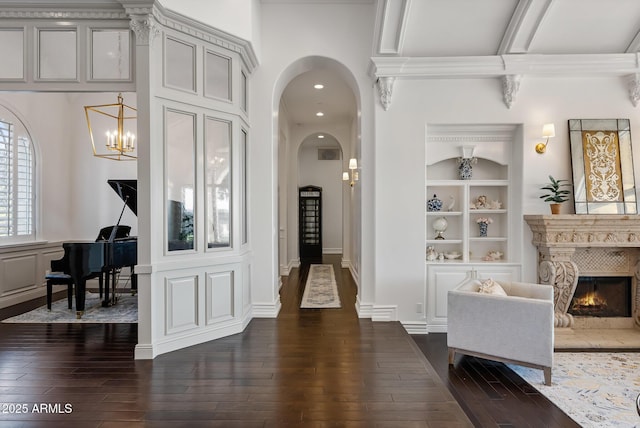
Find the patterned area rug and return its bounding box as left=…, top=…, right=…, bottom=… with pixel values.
left=509, top=353, right=640, bottom=427
left=300, top=264, right=341, bottom=308
left=2, top=292, right=137, bottom=323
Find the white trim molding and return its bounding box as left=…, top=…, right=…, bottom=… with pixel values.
left=355, top=300, right=373, bottom=318
left=252, top=301, right=282, bottom=318
left=371, top=305, right=397, bottom=322
left=370, top=53, right=640, bottom=79
left=402, top=320, right=427, bottom=335
left=370, top=53, right=640, bottom=107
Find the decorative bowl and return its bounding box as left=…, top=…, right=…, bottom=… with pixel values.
left=445, top=252, right=461, bottom=260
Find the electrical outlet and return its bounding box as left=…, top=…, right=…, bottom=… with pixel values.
left=416, top=302, right=423, bottom=313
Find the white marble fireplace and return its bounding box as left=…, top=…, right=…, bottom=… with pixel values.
left=524, top=215, right=640, bottom=329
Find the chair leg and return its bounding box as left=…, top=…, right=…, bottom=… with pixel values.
left=98, top=274, right=103, bottom=299
left=543, top=367, right=552, bottom=386
left=46, top=280, right=53, bottom=310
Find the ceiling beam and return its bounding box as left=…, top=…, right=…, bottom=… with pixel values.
left=375, top=0, right=411, bottom=55
left=498, top=0, right=555, bottom=54
left=627, top=29, right=640, bottom=53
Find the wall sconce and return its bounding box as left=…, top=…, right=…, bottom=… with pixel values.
left=343, top=158, right=359, bottom=187
left=535, top=123, right=555, bottom=154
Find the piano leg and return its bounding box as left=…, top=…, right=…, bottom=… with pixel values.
left=102, top=268, right=119, bottom=307
left=75, top=278, right=87, bottom=319
left=103, top=269, right=111, bottom=307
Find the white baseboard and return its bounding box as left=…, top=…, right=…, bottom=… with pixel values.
left=135, top=311, right=253, bottom=360
left=355, top=300, right=373, bottom=318
left=402, top=321, right=428, bottom=335
left=426, top=324, right=448, bottom=333
left=322, top=248, right=342, bottom=254
left=372, top=305, right=397, bottom=322
left=252, top=300, right=282, bottom=317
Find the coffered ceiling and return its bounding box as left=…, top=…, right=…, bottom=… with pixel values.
left=375, top=0, right=640, bottom=57
left=282, top=0, right=640, bottom=126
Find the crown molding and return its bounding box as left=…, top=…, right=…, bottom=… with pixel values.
left=370, top=53, right=640, bottom=79
left=153, top=5, right=259, bottom=72
left=426, top=124, right=518, bottom=144
left=0, top=0, right=127, bottom=19
left=0, top=0, right=259, bottom=73
left=370, top=53, right=640, bottom=109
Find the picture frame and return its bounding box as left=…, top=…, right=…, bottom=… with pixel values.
left=317, top=148, right=341, bottom=161
left=568, top=119, right=637, bottom=214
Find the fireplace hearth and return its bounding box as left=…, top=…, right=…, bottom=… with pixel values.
left=568, top=276, right=632, bottom=318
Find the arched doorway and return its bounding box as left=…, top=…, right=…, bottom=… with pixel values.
left=274, top=57, right=361, bottom=282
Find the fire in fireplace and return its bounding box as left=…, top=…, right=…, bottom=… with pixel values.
left=568, top=276, right=632, bottom=318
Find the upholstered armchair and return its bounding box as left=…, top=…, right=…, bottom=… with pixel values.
left=447, top=278, right=555, bottom=385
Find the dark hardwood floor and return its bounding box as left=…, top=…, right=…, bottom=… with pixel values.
left=0, top=255, right=578, bottom=427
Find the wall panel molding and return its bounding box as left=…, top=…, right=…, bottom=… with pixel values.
left=205, top=270, right=234, bottom=325
left=165, top=275, right=199, bottom=335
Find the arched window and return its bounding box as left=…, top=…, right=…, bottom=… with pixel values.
left=0, top=107, right=35, bottom=243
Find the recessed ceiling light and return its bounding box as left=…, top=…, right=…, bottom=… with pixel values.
left=314, top=84, right=324, bottom=89
left=316, top=112, right=324, bottom=117
left=318, top=135, right=325, bottom=138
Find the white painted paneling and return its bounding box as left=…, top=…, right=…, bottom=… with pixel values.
left=164, top=36, right=196, bottom=93
left=243, top=263, right=251, bottom=313
left=206, top=270, right=234, bottom=324
left=1, top=254, right=37, bottom=294
left=0, top=242, right=66, bottom=308
left=37, top=29, right=77, bottom=80
left=165, top=276, right=199, bottom=335
left=0, top=29, right=24, bottom=79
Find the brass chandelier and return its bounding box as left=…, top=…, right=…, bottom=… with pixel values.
left=84, top=93, right=137, bottom=160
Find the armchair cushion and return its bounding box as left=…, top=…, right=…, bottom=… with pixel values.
left=477, top=278, right=507, bottom=296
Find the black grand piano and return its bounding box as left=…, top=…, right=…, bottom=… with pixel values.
left=51, top=179, right=137, bottom=319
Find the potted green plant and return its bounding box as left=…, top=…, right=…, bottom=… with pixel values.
left=540, top=175, right=571, bottom=214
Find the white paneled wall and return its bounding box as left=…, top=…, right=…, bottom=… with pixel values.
left=0, top=242, right=63, bottom=309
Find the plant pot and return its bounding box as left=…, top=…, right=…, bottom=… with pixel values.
left=550, top=203, right=561, bottom=214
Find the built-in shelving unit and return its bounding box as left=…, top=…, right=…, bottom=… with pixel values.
left=424, top=124, right=523, bottom=332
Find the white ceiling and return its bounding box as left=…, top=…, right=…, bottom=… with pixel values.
left=280, top=67, right=357, bottom=129
left=380, top=0, right=640, bottom=57
left=280, top=0, right=640, bottom=127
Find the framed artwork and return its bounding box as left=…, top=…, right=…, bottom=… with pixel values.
left=317, top=148, right=340, bottom=161
left=568, top=119, right=637, bottom=214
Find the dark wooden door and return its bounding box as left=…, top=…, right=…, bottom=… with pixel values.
left=299, top=185, right=322, bottom=261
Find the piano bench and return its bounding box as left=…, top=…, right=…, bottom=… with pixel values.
left=45, top=273, right=74, bottom=310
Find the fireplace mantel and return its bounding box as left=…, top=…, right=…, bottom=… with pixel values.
left=524, top=214, right=640, bottom=248
left=524, top=214, right=640, bottom=328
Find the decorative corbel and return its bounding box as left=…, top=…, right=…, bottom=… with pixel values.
left=501, top=74, right=521, bottom=109
left=539, top=259, right=578, bottom=328
left=129, top=14, right=160, bottom=46
left=626, top=73, right=640, bottom=107
left=376, top=76, right=395, bottom=111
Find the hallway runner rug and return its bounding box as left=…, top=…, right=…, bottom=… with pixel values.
left=509, top=352, right=640, bottom=427
left=2, top=292, right=137, bottom=323
left=300, top=264, right=341, bottom=308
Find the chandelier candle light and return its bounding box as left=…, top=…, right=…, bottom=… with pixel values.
left=84, top=93, right=137, bottom=161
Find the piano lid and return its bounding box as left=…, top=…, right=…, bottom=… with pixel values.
left=108, top=179, right=137, bottom=215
